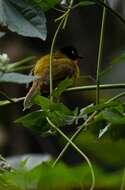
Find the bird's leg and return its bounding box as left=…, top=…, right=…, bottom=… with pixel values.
left=23, top=79, right=41, bottom=110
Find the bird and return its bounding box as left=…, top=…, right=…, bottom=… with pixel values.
left=23, top=46, right=82, bottom=110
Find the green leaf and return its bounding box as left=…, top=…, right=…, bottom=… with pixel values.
left=0, top=72, right=38, bottom=84
left=80, top=103, right=95, bottom=115
left=98, top=123, right=110, bottom=138
left=33, top=95, right=73, bottom=127
left=47, top=102, right=73, bottom=127
left=26, top=0, right=59, bottom=11
left=76, top=132, right=125, bottom=169
left=0, top=32, right=6, bottom=38
left=101, top=52, right=125, bottom=76
left=52, top=78, right=73, bottom=97
left=33, top=94, right=71, bottom=112
left=111, top=53, right=125, bottom=65
left=80, top=101, right=123, bottom=115
left=15, top=110, right=49, bottom=133
left=33, top=94, right=51, bottom=110
left=102, top=109, right=125, bottom=124
left=0, top=0, right=47, bottom=40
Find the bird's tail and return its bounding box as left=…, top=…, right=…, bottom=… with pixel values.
left=23, top=79, right=41, bottom=111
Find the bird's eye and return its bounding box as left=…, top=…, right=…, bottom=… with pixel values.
left=60, top=46, right=79, bottom=60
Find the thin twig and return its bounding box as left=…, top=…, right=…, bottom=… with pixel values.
left=1, top=83, right=125, bottom=106
left=62, top=0, right=74, bottom=29
left=49, top=18, right=65, bottom=102
left=0, top=91, right=15, bottom=103
left=52, top=111, right=97, bottom=167
left=96, top=0, right=125, bottom=25
left=106, top=92, right=125, bottom=103
left=53, top=7, right=65, bottom=13
left=49, top=0, right=74, bottom=102
left=0, top=96, right=25, bottom=106
left=96, top=0, right=107, bottom=104
left=47, top=117, right=95, bottom=190
left=66, top=83, right=125, bottom=92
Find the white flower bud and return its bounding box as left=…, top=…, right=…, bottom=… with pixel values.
left=60, top=0, right=67, bottom=7
left=0, top=53, right=10, bottom=64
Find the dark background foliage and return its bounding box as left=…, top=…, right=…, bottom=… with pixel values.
left=0, top=0, right=125, bottom=172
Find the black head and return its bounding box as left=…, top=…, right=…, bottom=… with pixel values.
left=60, top=46, right=82, bottom=60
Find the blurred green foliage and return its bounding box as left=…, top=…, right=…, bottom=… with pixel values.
left=0, top=159, right=123, bottom=190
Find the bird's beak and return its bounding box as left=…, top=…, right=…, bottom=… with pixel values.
left=75, top=56, right=83, bottom=64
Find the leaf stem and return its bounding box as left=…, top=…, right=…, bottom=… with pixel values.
left=0, top=97, right=25, bottom=106
left=0, top=91, right=15, bottom=103
left=49, top=0, right=74, bottom=102
left=47, top=117, right=95, bottom=190
left=49, top=18, right=65, bottom=102
left=52, top=111, right=97, bottom=167
left=96, top=0, right=125, bottom=25
left=55, top=11, right=69, bottom=22
left=66, top=83, right=125, bottom=92
left=10, top=65, right=33, bottom=72
left=9, top=56, right=36, bottom=69
left=106, top=92, right=125, bottom=103
left=62, top=0, right=74, bottom=29
left=1, top=84, right=125, bottom=106
left=96, top=0, right=107, bottom=104
left=56, top=0, right=125, bottom=27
